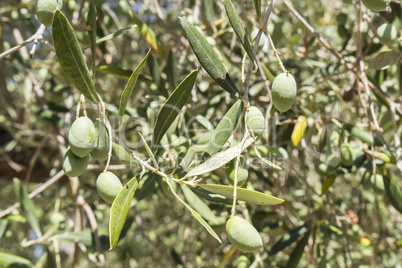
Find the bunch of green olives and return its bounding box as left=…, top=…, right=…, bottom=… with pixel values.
left=62, top=117, right=110, bottom=177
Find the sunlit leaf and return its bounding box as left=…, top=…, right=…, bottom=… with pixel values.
left=180, top=18, right=240, bottom=98
left=110, top=176, right=139, bottom=249
left=197, top=184, right=284, bottom=205
left=291, top=115, right=307, bottom=147
left=0, top=252, right=32, bottom=268
left=185, top=137, right=254, bottom=178
left=203, top=99, right=243, bottom=161
left=95, top=25, right=137, bottom=45
left=52, top=10, right=98, bottom=104
left=321, top=175, right=336, bottom=196
left=224, top=0, right=255, bottom=64
left=181, top=185, right=222, bottom=225
left=152, top=70, right=198, bottom=149
left=13, top=178, right=42, bottom=237
left=119, top=48, right=151, bottom=117
left=166, top=181, right=222, bottom=243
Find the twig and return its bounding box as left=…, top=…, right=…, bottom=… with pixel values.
left=0, top=170, right=65, bottom=219
left=0, top=24, right=47, bottom=60
left=243, top=0, right=277, bottom=105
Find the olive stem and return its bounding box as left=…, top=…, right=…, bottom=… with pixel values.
left=264, top=29, right=288, bottom=74
left=243, top=0, right=276, bottom=105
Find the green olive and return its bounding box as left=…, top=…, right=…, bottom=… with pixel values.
left=340, top=144, right=354, bottom=167
left=91, top=122, right=110, bottom=161
left=36, top=0, right=63, bottom=27
left=362, top=171, right=372, bottom=190
left=377, top=22, right=397, bottom=45
left=271, top=73, right=297, bottom=113
left=224, top=157, right=248, bottom=187
left=96, top=171, right=123, bottom=203
left=62, top=147, right=90, bottom=177
left=225, top=216, right=263, bottom=253
left=68, top=117, right=95, bottom=158
left=362, top=0, right=388, bottom=12
left=370, top=174, right=385, bottom=195
left=316, top=162, right=337, bottom=176
left=246, top=106, right=265, bottom=137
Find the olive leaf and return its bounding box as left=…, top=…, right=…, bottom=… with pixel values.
left=138, top=132, right=158, bottom=168
left=185, top=137, right=254, bottom=178
left=119, top=1, right=165, bottom=58
left=368, top=50, right=400, bottom=70
left=119, top=48, right=151, bottom=118
left=320, top=175, right=336, bottom=196
left=291, top=115, right=307, bottom=147
left=166, top=181, right=222, bottom=243
left=94, top=25, right=137, bottom=46
left=270, top=221, right=311, bottom=255
left=383, top=176, right=402, bottom=214
left=253, top=0, right=262, bottom=20
left=203, top=99, right=244, bottom=161
left=85, top=0, right=96, bottom=77
left=224, top=0, right=255, bottom=64
left=285, top=231, right=311, bottom=268
left=109, top=176, right=139, bottom=249
left=13, top=178, right=42, bottom=238
left=202, top=0, right=217, bottom=32
left=342, top=122, right=383, bottom=146
left=0, top=253, right=33, bottom=268
left=254, top=146, right=283, bottom=170
left=180, top=18, right=240, bottom=98
left=189, top=186, right=234, bottom=205
left=197, top=184, right=284, bottom=205
left=181, top=185, right=222, bottom=225
left=152, top=70, right=198, bottom=149
left=165, top=50, right=178, bottom=93
left=52, top=10, right=98, bottom=104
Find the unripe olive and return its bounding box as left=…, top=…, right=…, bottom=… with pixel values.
left=271, top=73, right=297, bottom=113
left=91, top=122, right=110, bottom=161
left=377, top=22, right=397, bottom=45
left=362, top=0, right=388, bottom=12
left=246, top=106, right=265, bottom=137
left=362, top=170, right=372, bottom=190
left=62, top=147, right=90, bottom=177
left=370, top=174, right=385, bottom=195
left=96, top=171, right=123, bottom=203
left=36, top=0, right=63, bottom=27
left=316, top=162, right=337, bottom=176
left=68, top=117, right=96, bottom=158
left=224, top=157, right=248, bottom=187
left=225, top=216, right=263, bottom=253
left=340, top=144, right=354, bottom=167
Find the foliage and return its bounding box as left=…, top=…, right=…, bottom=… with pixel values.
left=0, top=0, right=401, bottom=267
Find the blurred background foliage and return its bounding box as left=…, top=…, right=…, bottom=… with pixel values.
left=0, top=0, right=401, bottom=267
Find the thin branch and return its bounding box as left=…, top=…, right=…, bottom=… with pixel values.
left=243, top=0, right=277, bottom=105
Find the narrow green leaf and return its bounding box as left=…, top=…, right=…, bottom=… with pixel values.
left=165, top=50, right=178, bottom=93
left=152, top=70, right=198, bottom=149
left=119, top=48, right=151, bottom=117
left=0, top=252, right=33, bottom=268
left=368, top=50, right=400, bottom=70
left=320, top=175, right=336, bottom=196
left=179, top=147, right=196, bottom=171
left=224, top=0, right=255, bottom=64
left=94, top=25, right=137, bottom=45
left=189, top=186, right=234, bottom=205
left=270, top=221, right=311, bottom=255
left=85, top=0, right=97, bottom=77
left=185, top=137, right=254, bottom=178
left=253, top=0, right=262, bottom=20
left=197, top=184, right=284, bottom=205
left=56, top=231, right=93, bottom=246
left=383, top=176, right=402, bottom=214
left=181, top=185, right=221, bottom=225
left=203, top=100, right=243, bottom=161
left=180, top=18, right=240, bottom=98
left=285, top=231, right=311, bottom=268
left=147, top=52, right=167, bottom=95
left=119, top=1, right=165, bottom=58
left=166, top=180, right=222, bottom=243
left=342, top=122, right=383, bottom=146
left=110, top=176, right=139, bottom=249
left=138, top=132, right=158, bottom=168
left=202, top=0, right=217, bottom=32
left=52, top=10, right=98, bottom=104
left=13, top=178, right=42, bottom=237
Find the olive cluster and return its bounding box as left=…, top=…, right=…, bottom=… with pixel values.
left=62, top=117, right=121, bottom=203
